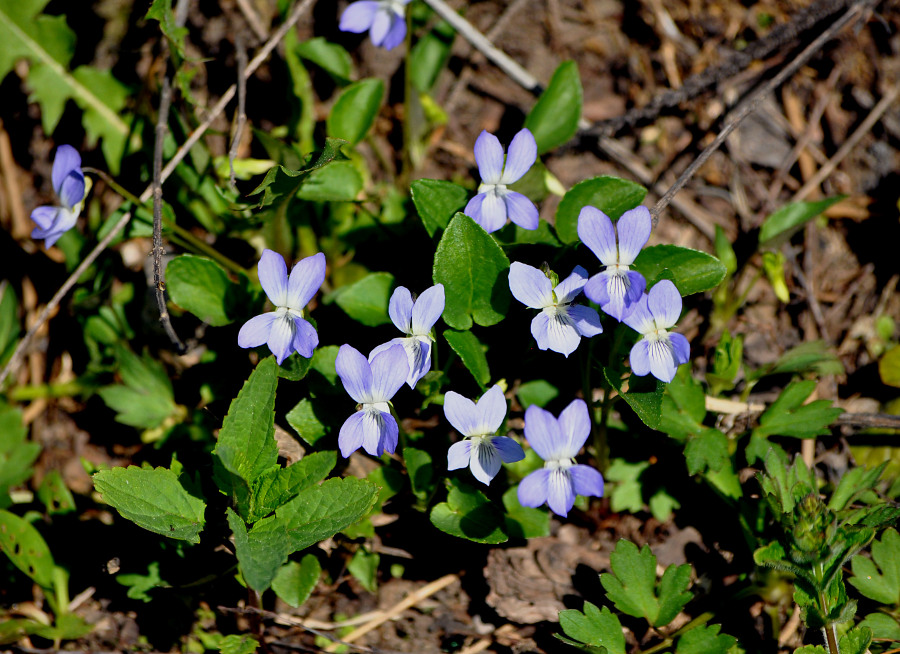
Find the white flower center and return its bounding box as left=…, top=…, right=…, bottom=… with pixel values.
left=546, top=458, right=575, bottom=471
left=379, top=0, right=408, bottom=16
left=478, top=183, right=508, bottom=198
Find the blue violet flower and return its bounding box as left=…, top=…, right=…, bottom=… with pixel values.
left=370, top=284, right=445, bottom=389
left=578, top=205, right=652, bottom=321
left=622, top=280, right=690, bottom=383
left=238, top=250, right=325, bottom=365
left=508, top=262, right=602, bottom=357
left=464, top=129, right=539, bottom=233
left=335, top=343, right=408, bottom=458
left=518, top=399, right=604, bottom=517
left=339, top=0, right=411, bottom=50
left=446, top=385, right=524, bottom=485
left=31, top=145, right=86, bottom=248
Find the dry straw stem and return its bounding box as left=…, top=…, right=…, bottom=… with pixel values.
left=0, top=0, right=317, bottom=388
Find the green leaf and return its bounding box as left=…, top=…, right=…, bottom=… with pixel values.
left=558, top=602, right=626, bottom=654
left=838, top=626, right=873, bottom=654
left=167, top=255, right=241, bottom=326
left=605, top=459, right=649, bottom=513
left=98, top=347, right=179, bottom=430
left=295, top=37, right=353, bottom=84
left=430, top=480, right=507, bottom=544
left=880, top=345, right=900, bottom=388
left=648, top=488, right=680, bottom=522
left=714, top=225, right=737, bottom=276
left=286, top=398, right=329, bottom=446
left=248, top=451, right=337, bottom=522
left=849, top=528, right=900, bottom=605
left=277, top=353, right=313, bottom=381
left=684, top=429, right=729, bottom=476
left=0, top=509, right=55, bottom=587
left=516, top=379, right=559, bottom=409
left=828, top=462, right=887, bottom=511
left=312, top=345, right=341, bottom=385
left=296, top=161, right=362, bottom=202
left=503, top=487, right=550, bottom=539
left=404, top=446, right=434, bottom=501
left=409, top=22, right=454, bottom=92
left=116, top=561, right=166, bottom=602
left=410, top=179, right=469, bottom=238
left=754, top=380, right=843, bottom=439
left=659, top=366, right=706, bottom=442
left=708, top=330, right=743, bottom=396
left=556, top=176, right=647, bottom=245
left=759, top=196, right=845, bottom=247
left=327, top=79, right=383, bottom=145
left=524, top=61, right=582, bottom=154
left=858, top=613, right=900, bottom=641
left=0, top=404, right=40, bottom=508
left=444, top=329, right=490, bottom=389
left=0, top=282, right=19, bottom=364
left=93, top=466, right=206, bottom=543
left=37, top=469, right=75, bottom=515
left=333, top=272, right=394, bottom=327
left=793, top=646, right=828, bottom=654
left=272, top=554, right=321, bottom=608
left=218, top=633, right=259, bottom=654
left=675, top=624, right=736, bottom=654
left=252, top=138, right=348, bottom=209
left=633, top=245, right=727, bottom=296
left=762, top=250, right=790, bottom=303
left=433, top=213, right=510, bottom=330
left=348, top=547, right=380, bottom=593
left=605, top=368, right=663, bottom=430
left=749, top=340, right=844, bottom=380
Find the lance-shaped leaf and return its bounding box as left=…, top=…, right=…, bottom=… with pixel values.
left=524, top=60, right=582, bottom=154
left=0, top=509, right=55, bottom=587
left=251, top=138, right=348, bottom=209
left=754, top=380, right=843, bottom=440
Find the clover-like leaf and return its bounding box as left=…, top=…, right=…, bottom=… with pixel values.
left=849, top=528, right=900, bottom=605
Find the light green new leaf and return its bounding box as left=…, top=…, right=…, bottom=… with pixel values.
left=754, top=380, right=843, bottom=439
left=93, top=466, right=206, bottom=543
left=675, top=624, right=736, bottom=654
left=556, top=176, right=647, bottom=245
left=558, top=602, right=625, bottom=654
left=333, top=272, right=394, bottom=326
left=633, top=245, right=727, bottom=296
left=0, top=509, right=55, bottom=587
left=218, top=633, right=259, bottom=654
left=167, top=255, right=241, bottom=327
left=327, top=79, right=383, bottom=145
left=444, top=329, right=490, bottom=389
left=880, top=345, right=900, bottom=388
left=348, top=547, right=380, bottom=593
left=116, top=561, right=166, bottom=602
left=758, top=196, right=844, bottom=248
left=828, top=462, right=887, bottom=511
left=272, top=554, right=321, bottom=608
left=849, top=528, right=900, bottom=605
left=516, top=379, right=559, bottom=409
left=430, top=480, right=508, bottom=544
left=295, top=37, right=353, bottom=84
left=410, top=179, right=469, bottom=237
left=524, top=60, right=582, bottom=154
left=286, top=398, right=329, bottom=446
left=433, top=213, right=510, bottom=330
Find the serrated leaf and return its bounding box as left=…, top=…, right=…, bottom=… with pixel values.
left=117, top=561, right=166, bottom=602
left=333, top=272, right=394, bottom=326
left=503, top=486, right=550, bottom=539
left=749, top=340, right=845, bottom=380
left=327, top=78, right=383, bottom=145
left=558, top=602, right=626, bottom=654
left=659, top=367, right=705, bottom=442
left=433, top=213, right=510, bottom=330
left=675, top=624, right=736, bottom=654
left=93, top=466, right=206, bottom=543
left=633, top=245, right=727, bottom=296
left=524, top=60, right=582, bottom=154
left=858, top=613, right=900, bottom=641
left=759, top=197, right=844, bottom=247
left=605, top=367, right=663, bottom=430
left=444, top=329, right=490, bottom=389
left=684, top=429, right=729, bottom=476
left=218, top=633, right=258, bottom=654
left=248, top=451, right=337, bottom=522
left=605, top=459, right=649, bottom=514
left=754, top=380, right=843, bottom=439
left=849, top=528, right=900, bottom=605
left=556, top=176, right=647, bottom=244
left=166, top=255, right=241, bottom=327
left=251, top=138, right=347, bottom=208
left=430, top=480, right=507, bottom=544
left=411, top=179, right=469, bottom=238
left=272, top=554, right=321, bottom=608
left=0, top=509, right=55, bottom=587
left=839, top=626, right=873, bottom=654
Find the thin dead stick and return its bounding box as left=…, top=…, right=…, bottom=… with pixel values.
left=792, top=83, right=900, bottom=202
left=707, top=396, right=900, bottom=432
left=324, top=573, right=458, bottom=652
left=0, top=0, right=316, bottom=389
left=235, top=0, right=268, bottom=42
left=228, top=32, right=249, bottom=188
left=651, top=0, right=874, bottom=224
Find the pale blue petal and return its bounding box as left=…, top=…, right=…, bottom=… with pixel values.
left=338, top=411, right=367, bottom=457
left=478, top=192, right=507, bottom=233
left=523, top=404, right=561, bottom=461
left=623, top=270, right=647, bottom=316
left=58, top=170, right=85, bottom=211
left=286, top=252, right=326, bottom=311
left=583, top=272, right=609, bottom=306
left=51, top=145, right=81, bottom=198
left=464, top=192, right=486, bottom=224
left=368, top=7, right=392, bottom=45
left=577, top=205, right=617, bottom=264
left=476, top=385, right=507, bottom=435
left=544, top=310, right=581, bottom=357
left=622, top=293, right=654, bottom=334
left=389, top=286, right=414, bottom=333
left=470, top=439, right=501, bottom=485
left=554, top=266, right=588, bottom=304
left=368, top=343, right=408, bottom=401
left=291, top=317, right=318, bottom=359
left=444, top=391, right=480, bottom=437
left=32, top=207, right=77, bottom=248
left=648, top=340, right=677, bottom=383
left=509, top=262, right=552, bottom=309
left=615, top=206, right=652, bottom=265
left=570, top=465, right=604, bottom=498
left=531, top=312, right=551, bottom=350
left=557, top=399, right=591, bottom=458
left=517, top=469, right=550, bottom=508
left=369, top=337, right=405, bottom=361
left=238, top=312, right=277, bottom=348
left=267, top=315, right=295, bottom=365
left=360, top=410, right=397, bottom=457
left=492, top=436, right=525, bottom=463
left=339, top=1, right=379, bottom=32
left=403, top=337, right=431, bottom=388
left=473, top=131, right=504, bottom=183
left=647, top=279, right=682, bottom=329
left=30, top=206, right=59, bottom=230
left=670, top=332, right=690, bottom=366
left=258, top=249, right=288, bottom=307
left=378, top=411, right=399, bottom=454
left=379, top=13, right=407, bottom=50
left=568, top=304, right=603, bottom=338
left=504, top=191, right=539, bottom=230
left=336, top=344, right=373, bottom=404
left=447, top=440, right=472, bottom=470
left=629, top=339, right=651, bottom=377
left=411, top=284, right=444, bottom=335
left=546, top=468, right=576, bottom=517
left=499, top=129, right=537, bottom=185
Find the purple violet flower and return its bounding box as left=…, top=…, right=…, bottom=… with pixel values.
left=446, top=385, right=524, bottom=485
left=238, top=250, right=325, bottom=365
left=464, top=129, right=539, bottom=233
left=370, top=284, right=445, bottom=388
left=508, top=262, right=603, bottom=357
left=518, top=399, right=604, bottom=517
left=335, top=343, right=409, bottom=458
left=339, top=0, right=411, bottom=50
left=623, top=280, right=690, bottom=383
left=577, top=205, right=652, bottom=321
left=31, top=145, right=86, bottom=248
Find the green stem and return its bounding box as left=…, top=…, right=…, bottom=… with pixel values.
left=8, top=381, right=85, bottom=401
left=637, top=612, right=713, bottom=654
